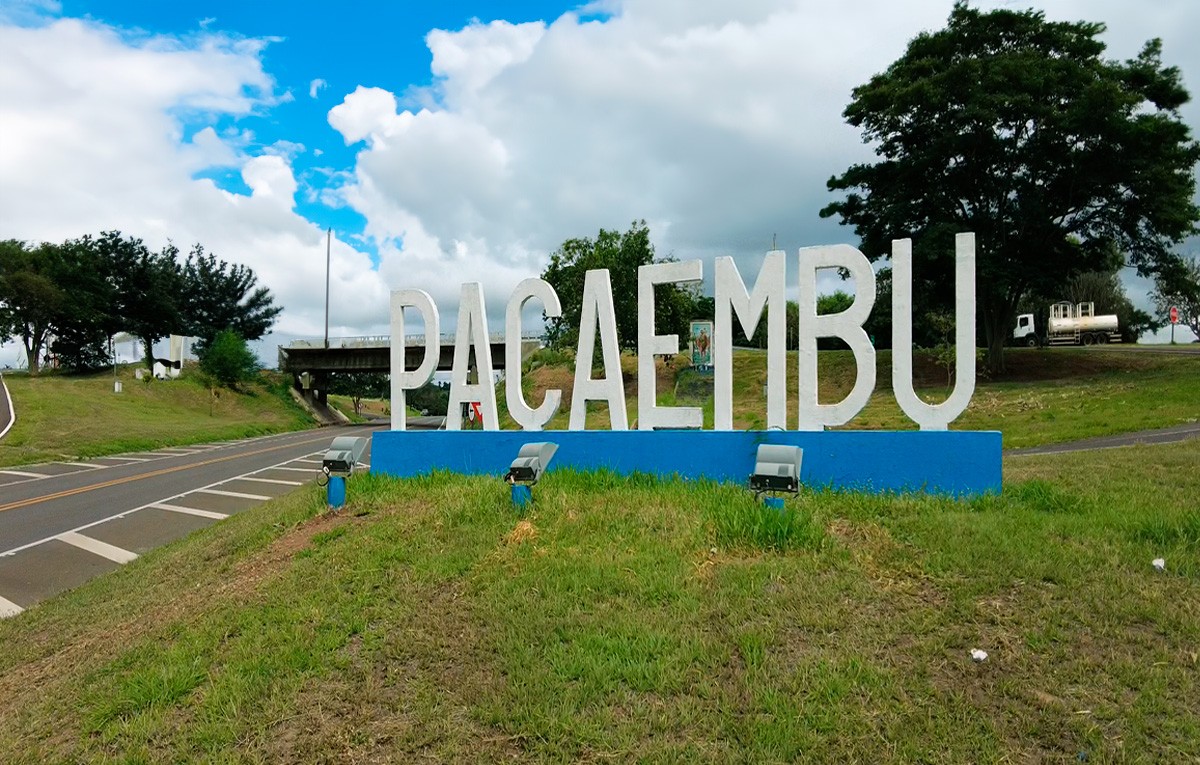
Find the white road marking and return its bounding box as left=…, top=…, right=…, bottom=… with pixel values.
left=0, top=595, right=23, bottom=618
left=55, top=462, right=100, bottom=469
left=109, top=456, right=151, bottom=462
left=57, top=532, right=138, bottom=564
left=236, top=476, right=304, bottom=486
left=264, top=466, right=316, bottom=473
left=196, top=488, right=272, bottom=501
left=151, top=503, right=229, bottom=520
left=0, top=445, right=339, bottom=558
left=0, top=469, right=46, bottom=479
left=0, top=373, right=14, bottom=441
left=292, top=458, right=323, bottom=464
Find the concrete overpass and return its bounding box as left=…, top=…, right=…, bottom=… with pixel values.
left=277, top=334, right=542, bottom=406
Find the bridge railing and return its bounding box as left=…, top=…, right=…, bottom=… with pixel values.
left=284, top=334, right=541, bottom=350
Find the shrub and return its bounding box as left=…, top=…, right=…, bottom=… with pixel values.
left=198, top=329, right=259, bottom=388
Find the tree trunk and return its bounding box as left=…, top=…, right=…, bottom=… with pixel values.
left=21, top=331, right=43, bottom=375
left=23, top=344, right=40, bottom=375
left=982, top=301, right=1008, bottom=375
left=141, top=335, right=154, bottom=369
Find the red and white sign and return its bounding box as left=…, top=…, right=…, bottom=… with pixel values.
left=1169, top=306, right=1179, bottom=324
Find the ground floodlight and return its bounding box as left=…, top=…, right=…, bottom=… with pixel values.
left=321, top=435, right=369, bottom=510
left=322, top=436, right=369, bottom=478
left=749, top=444, right=802, bottom=499
left=504, top=442, right=558, bottom=486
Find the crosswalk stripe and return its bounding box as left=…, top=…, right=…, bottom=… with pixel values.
left=197, top=488, right=272, bottom=501
left=57, top=532, right=138, bottom=564
left=151, top=503, right=229, bottom=520
left=237, top=476, right=304, bottom=486
left=0, top=595, right=23, bottom=618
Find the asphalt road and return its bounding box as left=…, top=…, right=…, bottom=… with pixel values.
left=0, top=424, right=385, bottom=616
left=1004, top=422, right=1200, bottom=457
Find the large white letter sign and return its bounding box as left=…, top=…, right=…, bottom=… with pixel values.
left=892, top=233, right=976, bottom=429
left=714, top=252, right=787, bottom=431
left=637, top=260, right=704, bottom=430
left=569, top=269, right=628, bottom=430
left=796, top=245, right=877, bottom=431
left=390, top=289, right=440, bottom=431
left=446, top=283, right=499, bottom=431
left=506, top=278, right=562, bottom=431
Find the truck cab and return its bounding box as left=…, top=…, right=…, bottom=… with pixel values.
left=1012, top=313, right=1037, bottom=346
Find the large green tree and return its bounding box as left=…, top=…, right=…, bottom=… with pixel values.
left=821, top=2, right=1200, bottom=371
left=181, top=245, right=282, bottom=353
left=48, top=237, right=118, bottom=372
left=0, top=239, right=64, bottom=374
left=541, top=220, right=701, bottom=353
left=84, top=231, right=184, bottom=369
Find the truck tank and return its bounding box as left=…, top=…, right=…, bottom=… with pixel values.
left=1048, top=314, right=1119, bottom=334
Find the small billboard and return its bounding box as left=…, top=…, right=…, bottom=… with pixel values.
left=690, top=320, right=713, bottom=370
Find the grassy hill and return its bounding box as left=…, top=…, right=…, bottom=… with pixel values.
left=2, top=349, right=1198, bottom=760
left=506, top=347, right=1200, bottom=448
left=0, top=365, right=315, bottom=467
left=0, top=439, right=1196, bottom=761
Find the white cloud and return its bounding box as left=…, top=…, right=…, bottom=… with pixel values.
left=0, top=17, right=392, bottom=352
left=328, top=0, right=1200, bottom=331
left=2, top=0, right=1198, bottom=365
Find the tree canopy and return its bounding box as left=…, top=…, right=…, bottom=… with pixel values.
left=821, top=2, right=1200, bottom=370
left=540, top=221, right=703, bottom=354
left=0, top=239, right=66, bottom=374
left=0, top=231, right=281, bottom=374
left=182, top=246, right=282, bottom=354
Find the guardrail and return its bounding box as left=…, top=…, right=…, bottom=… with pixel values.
left=285, top=334, right=541, bottom=349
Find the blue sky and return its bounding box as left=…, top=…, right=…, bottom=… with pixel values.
left=1, top=0, right=1198, bottom=366
left=55, top=0, right=594, bottom=254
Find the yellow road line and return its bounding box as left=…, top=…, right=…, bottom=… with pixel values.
left=0, top=434, right=332, bottom=514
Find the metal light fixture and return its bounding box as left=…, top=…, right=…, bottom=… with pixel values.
left=322, top=435, right=369, bottom=508
left=504, top=442, right=558, bottom=506
left=748, top=444, right=802, bottom=506
left=322, top=436, right=368, bottom=478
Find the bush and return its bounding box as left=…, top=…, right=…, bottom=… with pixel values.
left=198, top=329, right=259, bottom=388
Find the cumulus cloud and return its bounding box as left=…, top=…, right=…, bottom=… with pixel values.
left=2, top=0, right=1198, bottom=362
left=328, top=0, right=1200, bottom=333
left=0, top=17, right=391, bottom=353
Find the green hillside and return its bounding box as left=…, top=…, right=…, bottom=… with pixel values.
left=0, top=365, right=315, bottom=467
left=0, top=440, right=1196, bottom=761
left=510, top=347, right=1200, bottom=448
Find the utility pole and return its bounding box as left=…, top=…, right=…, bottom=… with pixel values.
left=324, top=228, right=331, bottom=349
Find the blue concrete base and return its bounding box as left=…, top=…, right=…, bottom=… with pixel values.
left=763, top=496, right=786, bottom=510
left=327, top=475, right=346, bottom=508
left=371, top=430, right=1002, bottom=496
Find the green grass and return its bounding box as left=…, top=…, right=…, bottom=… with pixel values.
left=0, top=365, right=314, bottom=466
left=511, top=347, right=1200, bottom=447
left=2, top=441, right=1198, bottom=762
